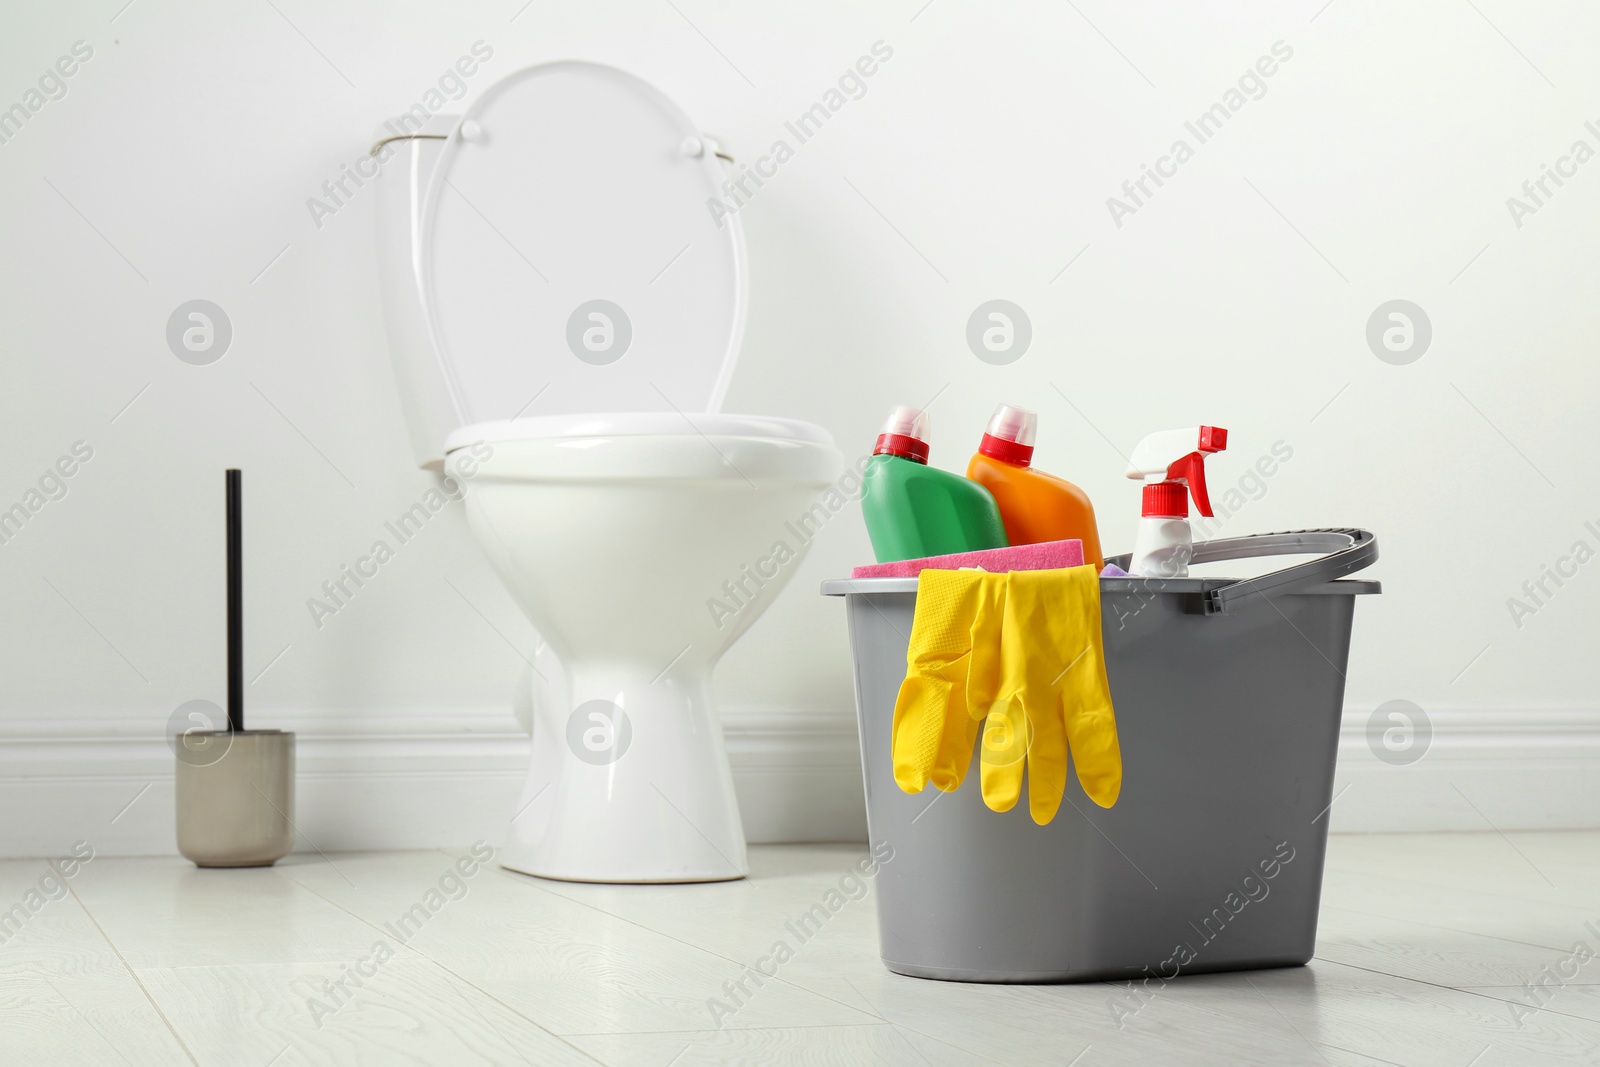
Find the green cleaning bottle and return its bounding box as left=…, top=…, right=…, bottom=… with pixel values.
left=861, top=405, right=1010, bottom=563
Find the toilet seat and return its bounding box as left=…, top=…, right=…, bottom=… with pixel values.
left=444, top=412, right=835, bottom=451
left=446, top=413, right=842, bottom=483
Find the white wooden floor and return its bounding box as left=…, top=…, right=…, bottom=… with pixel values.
left=2, top=833, right=1597, bottom=1066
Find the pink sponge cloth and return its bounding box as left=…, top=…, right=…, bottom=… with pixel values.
left=850, top=539, right=1084, bottom=579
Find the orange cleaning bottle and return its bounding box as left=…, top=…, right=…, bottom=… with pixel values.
left=965, top=403, right=1105, bottom=571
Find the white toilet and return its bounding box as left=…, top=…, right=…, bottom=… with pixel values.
left=373, top=61, right=843, bottom=883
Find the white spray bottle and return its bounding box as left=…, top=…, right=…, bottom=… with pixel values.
left=1124, top=426, right=1228, bottom=577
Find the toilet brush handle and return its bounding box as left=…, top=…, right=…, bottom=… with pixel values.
left=226, top=469, right=243, bottom=733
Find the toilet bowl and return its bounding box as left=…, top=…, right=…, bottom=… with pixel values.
left=375, top=62, right=842, bottom=881
left=446, top=414, right=839, bottom=881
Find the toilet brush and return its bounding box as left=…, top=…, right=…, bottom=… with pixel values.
left=175, top=469, right=296, bottom=867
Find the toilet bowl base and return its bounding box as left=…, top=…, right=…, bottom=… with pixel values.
left=497, top=664, right=750, bottom=884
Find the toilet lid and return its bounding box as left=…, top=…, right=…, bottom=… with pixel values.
left=421, top=62, right=745, bottom=424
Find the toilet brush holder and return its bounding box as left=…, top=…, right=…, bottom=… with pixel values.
left=176, top=729, right=295, bottom=867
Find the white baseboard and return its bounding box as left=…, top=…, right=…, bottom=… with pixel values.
left=1, top=706, right=1595, bottom=858
left=0, top=710, right=867, bottom=859
left=1329, top=706, right=1600, bottom=832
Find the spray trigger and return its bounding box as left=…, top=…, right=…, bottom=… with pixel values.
left=1167, top=454, right=1213, bottom=516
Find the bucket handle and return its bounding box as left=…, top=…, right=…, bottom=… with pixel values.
left=1106, top=528, right=1378, bottom=616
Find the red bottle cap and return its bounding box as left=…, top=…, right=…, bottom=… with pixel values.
left=978, top=404, right=1037, bottom=465
left=875, top=433, right=929, bottom=463
left=1142, top=481, right=1188, bottom=518
left=874, top=406, right=931, bottom=464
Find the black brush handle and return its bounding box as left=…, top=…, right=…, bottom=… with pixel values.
left=226, top=469, right=243, bottom=732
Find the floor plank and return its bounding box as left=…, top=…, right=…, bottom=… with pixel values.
left=0, top=971, right=195, bottom=1066
left=273, top=849, right=882, bottom=1036
left=567, top=1023, right=995, bottom=1067
left=1461, top=984, right=1600, bottom=1027
left=64, top=855, right=402, bottom=969
left=136, top=960, right=598, bottom=1067
left=0, top=858, right=194, bottom=1063
left=1319, top=865, right=1600, bottom=953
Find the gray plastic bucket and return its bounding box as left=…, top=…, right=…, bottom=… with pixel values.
left=822, top=529, right=1380, bottom=983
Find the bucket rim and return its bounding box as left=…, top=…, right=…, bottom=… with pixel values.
left=820, top=575, right=1381, bottom=597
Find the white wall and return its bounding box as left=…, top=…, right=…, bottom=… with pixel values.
left=2, top=0, right=1597, bottom=856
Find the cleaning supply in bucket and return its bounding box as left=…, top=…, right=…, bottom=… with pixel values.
left=861, top=405, right=1009, bottom=563
left=966, top=404, right=1106, bottom=571
left=890, top=569, right=1007, bottom=795
left=983, top=567, right=1120, bottom=821
left=1125, top=425, right=1228, bottom=577
left=891, top=566, right=1120, bottom=824
left=849, top=538, right=1082, bottom=579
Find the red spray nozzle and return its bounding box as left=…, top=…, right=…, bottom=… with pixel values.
left=1177, top=425, right=1227, bottom=515
left=1128, top=425, right=1228, bottom=517
left=1166, top=453, right=1214, bottom=516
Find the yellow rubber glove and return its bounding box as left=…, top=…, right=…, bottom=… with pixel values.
left=981, top=566, right=1121, bottom=824
left=891, top=569, right=1007, bottom=794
